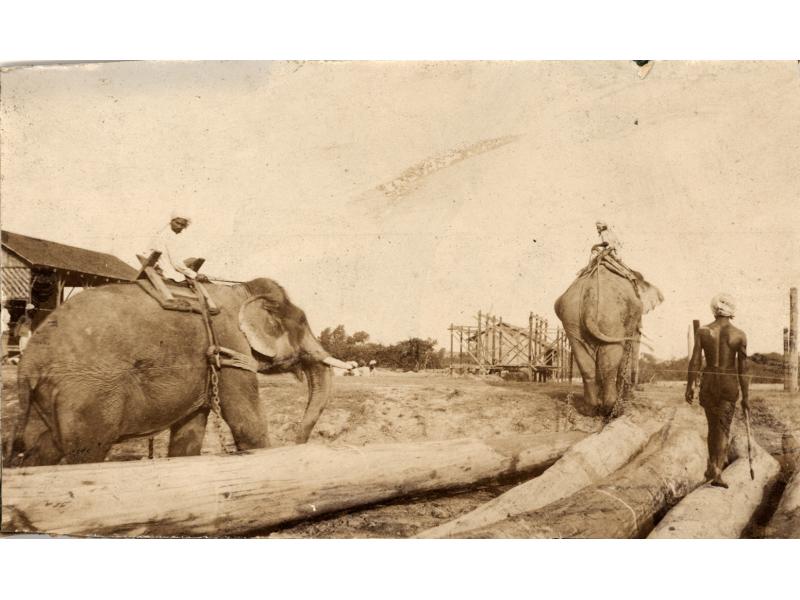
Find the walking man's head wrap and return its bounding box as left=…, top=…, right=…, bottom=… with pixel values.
left=710, top=293, right=736, bottom=318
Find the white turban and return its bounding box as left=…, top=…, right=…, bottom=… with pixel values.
left=170, top=209, right=192, bottom=224
left=710, top=293, right=736, bottom=318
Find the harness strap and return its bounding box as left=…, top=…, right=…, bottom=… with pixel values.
left=208, top=345, right=259, bottom=373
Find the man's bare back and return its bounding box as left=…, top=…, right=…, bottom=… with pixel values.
left=687, top=318, right=749, bottom=404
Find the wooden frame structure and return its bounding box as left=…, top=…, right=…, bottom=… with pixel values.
left=448, top=311, right=573, bottom=382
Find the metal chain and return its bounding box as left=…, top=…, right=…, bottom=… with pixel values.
left=611, top=339, right=634, bottom=418
left=209, top=364, right=221, bottom=417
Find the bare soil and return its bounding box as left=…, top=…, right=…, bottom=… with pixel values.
left=2, top=366, right=797, bottom=538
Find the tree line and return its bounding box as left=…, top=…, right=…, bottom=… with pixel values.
left=318, top=325, right=447, bottom=371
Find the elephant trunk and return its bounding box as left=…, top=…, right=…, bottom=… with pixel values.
left=296, top=362, right=332, bottom=443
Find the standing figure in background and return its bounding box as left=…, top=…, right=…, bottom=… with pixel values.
left=685, top=293, right=749, bottom=488
left=369, top=359, right=377, bottom=375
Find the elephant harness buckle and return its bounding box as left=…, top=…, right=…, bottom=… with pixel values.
left=204, top=345, right=260, bottom=415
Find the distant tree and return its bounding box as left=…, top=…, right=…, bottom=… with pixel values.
left=348, top=331, right=370, bottom=344
left=316, top=325, right=444, bottom=371
left=319, top=327, right=333, bottom=352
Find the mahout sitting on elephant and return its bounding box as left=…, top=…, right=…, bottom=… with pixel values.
left=5, top=277, right=355, bottom=466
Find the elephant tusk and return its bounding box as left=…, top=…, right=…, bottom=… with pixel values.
left=322, top=357, right=357, bottom=370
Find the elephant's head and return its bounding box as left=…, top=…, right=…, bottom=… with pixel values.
left=236, top=278, right=355, bottom=442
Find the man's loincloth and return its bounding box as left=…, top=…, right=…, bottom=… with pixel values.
left=699, top=368, right=739, bottom=432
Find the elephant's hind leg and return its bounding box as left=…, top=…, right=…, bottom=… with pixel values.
left=565, top=334, right=600, bottom=414
left=20, top=411, right=64, bottom=466
left=168, top=408, right=209, bottom=456
left=56, top=387, right=122, bottom=464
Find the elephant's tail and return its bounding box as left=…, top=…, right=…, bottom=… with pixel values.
left=582, top=311, right=635, bottom=344
left=4, top=369, right=35, bottom=465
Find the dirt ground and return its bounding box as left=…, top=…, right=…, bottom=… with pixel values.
left=1, top=365, right=798, bottom=538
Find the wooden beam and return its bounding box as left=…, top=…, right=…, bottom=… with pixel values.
left=418, top=416, right=660, bottom=538
left=768, top=444, right=800, bottom=538
left=454, top=418, right=708, bottom=538
left=649, top=436, right=780, bottom=538
left=1, top=432, right=587, bottom=538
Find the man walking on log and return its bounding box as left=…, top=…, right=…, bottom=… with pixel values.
left=685, top=293, right=750, bottom=488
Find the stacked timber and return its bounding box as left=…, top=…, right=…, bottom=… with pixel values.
left=418, top=416, right=662, bottom=538
left=1, top=431, right=585, bottom=538
left=459, top=418, right=708, bottom=538
left=648, top=435, right=780, bottom=539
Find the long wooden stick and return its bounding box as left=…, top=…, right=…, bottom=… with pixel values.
left=744, top=406, right=755, bottom=480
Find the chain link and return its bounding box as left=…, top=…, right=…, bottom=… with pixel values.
left=209, top=364, right=221, bottom=417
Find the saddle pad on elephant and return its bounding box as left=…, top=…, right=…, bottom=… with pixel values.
left=136, top=278, right=219, bottom=315
left=578, top=251, right=645, bottom=297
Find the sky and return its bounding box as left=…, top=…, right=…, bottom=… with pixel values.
left=1, top=60, right=798, bottom=359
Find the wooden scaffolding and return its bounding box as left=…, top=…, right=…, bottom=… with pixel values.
left=448, top=310, right=573, bottom=382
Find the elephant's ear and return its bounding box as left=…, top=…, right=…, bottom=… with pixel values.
left=238, top=295, right=284, bottom=358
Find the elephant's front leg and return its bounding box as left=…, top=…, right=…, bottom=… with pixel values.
left=218, top=370, right=270, bottom=450
left=168, top=408, right=210, bottom=456
left=596, top=343, right=625, bottom=416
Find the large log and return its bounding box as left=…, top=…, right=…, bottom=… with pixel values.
left=460, top=419, right=707, bottom=538
left=649, top=436, right=780, bottom=538
left=768, top=438, right=800, bottom=539
left=0, top=431, right=585, bottom=538
left=418, top=416, right=662, bottom=538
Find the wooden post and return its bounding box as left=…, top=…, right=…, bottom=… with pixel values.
left=528, top=312, right=534, bottom=369
left=476, top=311, right=483, bottom=373
left=449, top=324, right=454, bottom=376
left=785, top=327, right=790, bottom=392
left=491, top=316, right=497, bottom=367
left=459, top=329, right=463, bottom=372
left=498, top=317, right=503, bottom=367
left=791, top=288, right=798, bottom=393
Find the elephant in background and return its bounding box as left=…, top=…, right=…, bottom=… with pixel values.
left=555, top=264, right=663, bottom=416
left=5, top=278, right=355, bottom=466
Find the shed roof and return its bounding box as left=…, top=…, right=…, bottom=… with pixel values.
left=1, top=230, right=137, bottom=284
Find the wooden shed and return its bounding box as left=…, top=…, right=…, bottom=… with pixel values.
left=1, top=230, right=137, bottom=335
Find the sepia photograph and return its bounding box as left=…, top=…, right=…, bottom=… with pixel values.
left=1, top=58, right=798, bottom=545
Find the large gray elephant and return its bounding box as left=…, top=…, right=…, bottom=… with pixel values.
left=554, top=260, right=663, bottom=416
left=5, top=278, right=355, bottom=466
